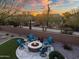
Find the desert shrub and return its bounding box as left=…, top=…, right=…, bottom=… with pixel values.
left=63, top=44, right=73, bottom=51
left=49, top=51, right=65, bottom=59
left=5, top=33, right=9, bottom=36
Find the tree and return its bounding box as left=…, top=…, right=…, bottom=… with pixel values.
left=35, top=14, right=48, bottom=31
left=27, top=12, right=34, bottom=30
left=62, top=8, right=79, bottom=32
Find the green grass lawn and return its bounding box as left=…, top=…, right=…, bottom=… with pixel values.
left=0, top=38, right=19, bottom=59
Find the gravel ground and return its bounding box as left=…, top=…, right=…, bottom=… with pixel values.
left=53, top=43, right=79, bottom=59
left=0, top=31, right=27, bottom=45
left=0, top=31, right=18, bottom=45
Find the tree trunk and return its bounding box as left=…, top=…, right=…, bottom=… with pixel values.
left=29, top=20, right=32, bottom=30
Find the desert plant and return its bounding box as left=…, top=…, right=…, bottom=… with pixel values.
left=62, top=27, right=73, bottom=35
left=5, top=33, right=9, bottom=36
left=63, top=44, right=73, bottom=51
left=11, top=35, right=14, bottom=37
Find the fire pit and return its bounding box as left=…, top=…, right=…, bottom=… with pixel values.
left=28, top=41, right=42, bottom=52
left=31, top=42, right=39, bottom=46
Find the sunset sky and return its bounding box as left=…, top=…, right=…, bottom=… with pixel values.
left=0, top=0, right=79, bottom=15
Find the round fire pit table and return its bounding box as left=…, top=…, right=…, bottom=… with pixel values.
left=28, top=41, right=42, bottom=52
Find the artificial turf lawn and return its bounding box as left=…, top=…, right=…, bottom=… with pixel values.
left=0, top=38, right=19, bottom=59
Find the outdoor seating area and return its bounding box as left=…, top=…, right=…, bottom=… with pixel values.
left=0, top=32, right=79, bottom=59
left=15, top=33, right=67, bottom=59
left=15, top=33, right=79, bottom=59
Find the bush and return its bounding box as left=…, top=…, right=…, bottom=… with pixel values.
left=63, top=44, right=73, bottom=51
left=62, top=27, right=73, bottom=35
left=49, top=51, right=65, bottom=59
left=5, top=33, right=9, bottom=36
left=11, top=35, right=14, bottom=37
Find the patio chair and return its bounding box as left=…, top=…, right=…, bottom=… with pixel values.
left=47, top=36, right=54, bottom=45
left=27, top=33, right=38, bottom=42
left=43, top=36, right=54, bottom=46
left=16, top=39, right=25, bottom=49
left=40, top=46, right=48, bottom=57
left=43, top=39, right=50, bottom=46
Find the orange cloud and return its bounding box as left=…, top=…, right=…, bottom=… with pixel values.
left=50, top=10, right=58, bottom=14
left=42, top=0, right=48, bottom=4
left=32, top=12, right=38, bottom=16
left=30, top=9, right=63, bottom=16
left=41, top=0, right=48, bottom=9
left=50, top=9, right=63, bottom=15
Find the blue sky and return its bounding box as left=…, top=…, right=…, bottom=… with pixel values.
left=52, top=0, right=79, bottom=11
left=0, top=0, right=79, bottom=13
left=23, top=0, right=79, bottom=13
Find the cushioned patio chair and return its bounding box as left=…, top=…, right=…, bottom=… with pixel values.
left=27, top=33, right=38, bottom=42
left=40, top=46, right=48, bottom=57
left=16, top=38, right=25, bottom=49
left=47, top=36, right=54, bottom=45
left=43, top=36, right=54, bottom=46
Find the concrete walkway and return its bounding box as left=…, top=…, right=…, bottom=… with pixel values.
left=23, top=26, right=79, bottom=36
